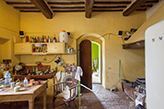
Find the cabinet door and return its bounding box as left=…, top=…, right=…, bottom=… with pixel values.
left=47, top=43, right=65, bottom=54
left=14, top=43, right=32, bottom=54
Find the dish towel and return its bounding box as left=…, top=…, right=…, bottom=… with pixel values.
left=75, top=66, right=83, bottom=81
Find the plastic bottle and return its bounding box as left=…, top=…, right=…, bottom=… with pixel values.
left=4, top=71, right=11, bottom=86
left=36, top=67, right=38, bottom=72
left=24, top=77, right=28, bottom=87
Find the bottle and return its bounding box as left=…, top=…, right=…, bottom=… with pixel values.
left=42, top=35, right=44, bottom=43
left=67, top=46, right=70, bottom=53
left=40, top=36, right=42, bottom=43
left=24, top=77, right=28, bottom=87
left=53, top=37, right=56, bottom=43
left=4, top=71, right=11, bottom=86
left=65, top=45, right=68, bottom=53
left=31, top=36, right=34, bottom=43
left=48, top=36, right=51, bottom=43
left=44, top=36, right=47, bottom=43
left=33, top=66, right=36, bottom=75
left=37, top=37, right=40, bottom=43
left=36, top=67, right=38, bottom=72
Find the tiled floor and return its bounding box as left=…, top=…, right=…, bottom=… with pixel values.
left=0, top=84, right=135, bottom=109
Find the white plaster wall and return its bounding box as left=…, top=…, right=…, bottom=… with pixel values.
left=146, top=0, right=164, bottom=19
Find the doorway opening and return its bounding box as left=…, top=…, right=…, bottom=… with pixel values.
left=77, top=33, right=105, bottom=89
left=91, top=41, right=101, bottom=83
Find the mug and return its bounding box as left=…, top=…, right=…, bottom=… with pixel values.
left=10, top=82, right=15, bottom=88
left=30, top=79, right=35, bottom=85
left=14, top=86, right=20, bottom=92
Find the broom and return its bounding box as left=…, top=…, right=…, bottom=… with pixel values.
left=117, top=59, right=123, bottom=91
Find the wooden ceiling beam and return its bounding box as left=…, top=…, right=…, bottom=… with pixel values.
left=123, top=0, right=147, bottom=16
left=48, top=2, right=84, bottom=5
left=93, top=6, right=126, bottom=8
left=136, top=9, right=147, bottom=11
left=85, top=0, right=94, bottom=18
left=51, top=6, right=85, bottom=9
left=93, top=9, right=123, bottom=12
left=145, top=0, right=159, bottom=3
left=140, top=4, right=153, bottom=7
left=20, top=10, right=40, bottom=12
left=6, top=2, right=32, bottom=5
left=30, top=0, right=53, bottom=19
left=94, top=1, right=131, bottom=4
left=53, top=10, right=85, bottom=12
left=14, top=7, right=38, bottom=9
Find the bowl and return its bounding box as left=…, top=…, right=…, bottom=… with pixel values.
left=34, top=44, right=43, bottom=47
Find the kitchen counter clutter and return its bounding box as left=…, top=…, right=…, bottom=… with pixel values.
left=122, top=80, right=146, bottom=108
left=122, top=81, right=146, bottom=100
left=11, top=65, right=56, bottom=95
left=0, top=80, right=47, bottom=109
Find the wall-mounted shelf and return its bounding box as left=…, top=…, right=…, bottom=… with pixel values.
left=32, top=53, right=47, bottom=55
left=14, top=42, right=76, bottom=55
left=14, top=42, right=65, bottom=55
left=122, top=40, right=145, bottom=49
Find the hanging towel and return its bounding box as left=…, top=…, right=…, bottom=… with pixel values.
left=75, top=66, right=83, bottom=81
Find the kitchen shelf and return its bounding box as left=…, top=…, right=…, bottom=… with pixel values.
left=122, top=40, right=145, bottom=49
left=32, top=53, right=47, bottom=55
left=14, top=42, right=67, bottom=55
left=48, top=53, right=77, bottom=55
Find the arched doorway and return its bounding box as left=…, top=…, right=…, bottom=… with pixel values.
left=76, top=33, right=106, bottom=88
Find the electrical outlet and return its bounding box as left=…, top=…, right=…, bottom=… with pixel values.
left=43, top=58, right=47, bottom=61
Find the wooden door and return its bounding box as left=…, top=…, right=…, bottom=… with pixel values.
left=80, top=40, right=92, bottom=92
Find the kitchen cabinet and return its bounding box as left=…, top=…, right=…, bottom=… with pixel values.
left=14, top=43, right=66, bottom=55
left=14, top=43, right=32, bottom=54
left=47, top=43, right=65, bottom=54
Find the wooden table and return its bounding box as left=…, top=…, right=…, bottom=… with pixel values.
left=0, top=81, right=47, bottom=109
left=13, top=75, right=54, bottom=95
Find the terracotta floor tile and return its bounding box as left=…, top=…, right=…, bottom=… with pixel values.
left=0, top=84, right=135, bottom=109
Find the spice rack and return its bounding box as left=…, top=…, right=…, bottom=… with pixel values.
left=32, top=43, right=47, bottom=53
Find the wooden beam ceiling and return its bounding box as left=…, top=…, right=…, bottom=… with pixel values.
left=123, top=0, right=147, bottom=16
left=29, top=0, right=53, bottom=19
left=85, top=0, right=94, bottom=18
left=5, top=0, right=159, bottom=18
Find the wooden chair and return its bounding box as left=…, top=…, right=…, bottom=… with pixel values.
left=53, top=81, right=77, bottom=109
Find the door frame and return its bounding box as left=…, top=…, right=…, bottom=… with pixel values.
left=76, top=33, right=105, bottom=87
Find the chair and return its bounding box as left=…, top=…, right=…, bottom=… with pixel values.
left=53, top=81, right=77, bottom=109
